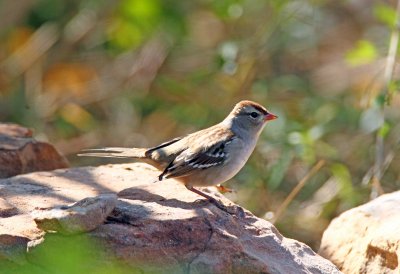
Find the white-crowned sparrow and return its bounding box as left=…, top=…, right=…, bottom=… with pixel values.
left=79, top=100, right=277, bottom=210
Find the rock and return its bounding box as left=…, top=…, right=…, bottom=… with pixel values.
left=33, top=194, right=117, bottom=235
left=0, top=234, right=29, bottom=264
left=0, top=198, right=18, bottom=217
left=0, top=123, right=69, bottom=178
left=0, top=214, right=44, bottom=241
left=0, top=123, right=33, bottom=138
left=0, top=163, right=341, bottom=273
left=319, top=191, right=400, bottom=274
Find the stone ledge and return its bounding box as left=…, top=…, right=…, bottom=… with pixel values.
left=0, top=163, right=341, bottom=273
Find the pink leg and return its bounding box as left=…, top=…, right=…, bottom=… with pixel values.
left=185, top=185, right=227, bottom=211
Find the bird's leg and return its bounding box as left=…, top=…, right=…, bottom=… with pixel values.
left=185, top=185, right=227, bottom=211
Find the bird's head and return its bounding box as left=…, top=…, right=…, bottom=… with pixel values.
left=225, top=100, right=277, bottom=136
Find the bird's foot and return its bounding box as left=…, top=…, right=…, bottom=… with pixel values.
left=207, top=196, right=227, bottom=210
left=186, top=186, right=244, bottom=216
left=207, top=197, right=244, bottom=216
left=215, top=184, right=235, bottom=193
left=193, top=198, right=209, bottom=205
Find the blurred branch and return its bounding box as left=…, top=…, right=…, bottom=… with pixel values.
left=1, top=23, right=59, bottom=76
left=36, top=35, right=172, bottom=118
left=63, top=9, right=98, bottom=44
left=383, top=1, right=400, bottom=105
left=53, top=2, right=118, bottom=63
left=362, top=152, right=394, bottom=189
left=372, top=0, right=400, bottom=198
left=272, top=160, right=325, bottom=224
left=54, top=132, right=100, bottom=156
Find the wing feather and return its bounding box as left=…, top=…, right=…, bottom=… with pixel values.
left=158, top=134, right=235, bottom=180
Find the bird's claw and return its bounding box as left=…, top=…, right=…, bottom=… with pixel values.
left=208, top=197, right=227, bottom=210
left=193, top=198, right=208, bottom=205
left=207, top=197, right=244, bottom=216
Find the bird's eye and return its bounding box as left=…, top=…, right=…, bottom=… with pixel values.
left=250, top=112, right=259, bottom=118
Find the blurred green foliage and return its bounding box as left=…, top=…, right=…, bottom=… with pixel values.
left=4, top=234, right=139, bottom=274
left=346, top=40, right=377, bottom=66
left=0, top=0, right=399, bottom=258
left=374, top=2, right=398, bottom=28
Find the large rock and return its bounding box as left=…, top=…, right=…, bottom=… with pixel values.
left=319, top=191, right=400, bottom=274
left=0, top=123, right=69, bottom=178
left=0, top=163, right=341, bottom=273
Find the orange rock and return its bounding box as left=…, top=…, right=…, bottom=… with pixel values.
left=0, top=123, right=69, bottom=178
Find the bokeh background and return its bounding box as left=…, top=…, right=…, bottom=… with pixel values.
left=1, top=0, right=400, bottom=251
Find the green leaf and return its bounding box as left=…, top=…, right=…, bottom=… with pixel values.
left=346, top=40, right=377, bottom=66
left=107, top=18, right=143, bottom=50
left=375, top=94, right=386, bottom=107
left=330, top=163, right=359, bottom=205
left=107, top=0, right=162, bottom=51
left=120, top=0, right=161, bottom=27
left=374, top=3, right=397, bottom=28
left=378, top=121, right=391, bottom=138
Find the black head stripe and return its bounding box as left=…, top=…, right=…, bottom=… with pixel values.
left=251, top=105, right=268, bottom=115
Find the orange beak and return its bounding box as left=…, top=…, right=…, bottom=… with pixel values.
left=264, top=112, right=278, bottom=121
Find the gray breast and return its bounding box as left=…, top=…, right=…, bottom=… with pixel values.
left=220, top=137, right=257, bottom=182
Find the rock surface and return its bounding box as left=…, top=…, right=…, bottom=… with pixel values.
left=0, top=162, right=340, bottom=273
left=0, top=123, right=69, bottom=178
left=319, top=191, right=400, bottom=274
left=33, top=194, right=117, bottom=235
left=0, top=198, right=18, bottom=217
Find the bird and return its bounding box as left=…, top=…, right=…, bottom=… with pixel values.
left=79, top=100, right=277, bottom=211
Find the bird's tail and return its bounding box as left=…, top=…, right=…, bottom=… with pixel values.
left=78, top=147, right=148, bottom=159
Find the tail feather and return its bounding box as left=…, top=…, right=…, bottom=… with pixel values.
left=78, top=147, right=147, bottom=159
